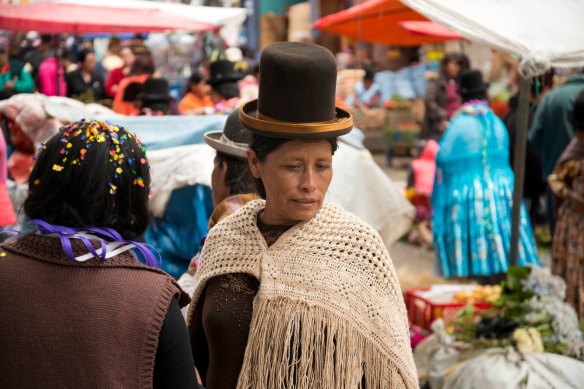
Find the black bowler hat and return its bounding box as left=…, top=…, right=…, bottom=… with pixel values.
left=458, top=69, right=488, bottom=100
left=138, top=77, right=172, bottom=102
left=208, top=60, right=245, bottom=87
left=204, top=108, right=252, bottom=159
left=240, top=42, right=353, bottom=139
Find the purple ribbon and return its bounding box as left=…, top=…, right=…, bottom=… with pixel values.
left=28, top=220, right=160, bottom=268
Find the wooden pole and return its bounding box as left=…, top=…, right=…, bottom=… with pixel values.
left=509, top=75, right=531, bottom=266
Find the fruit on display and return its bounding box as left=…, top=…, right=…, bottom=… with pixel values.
left=454, top=285, right=501, bottom=304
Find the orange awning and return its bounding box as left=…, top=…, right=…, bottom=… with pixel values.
left=313, top=0, right=456, bottom=46
left=399, top=21, right=462, bottom=39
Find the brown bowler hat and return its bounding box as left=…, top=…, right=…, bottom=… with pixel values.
left=240, top=42, right=353, bottom=139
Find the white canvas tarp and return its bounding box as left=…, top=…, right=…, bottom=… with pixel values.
left=401, top=0, right=584, bottom=76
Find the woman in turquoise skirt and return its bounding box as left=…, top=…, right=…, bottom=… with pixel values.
left=432, top=70, right=540, bottom=281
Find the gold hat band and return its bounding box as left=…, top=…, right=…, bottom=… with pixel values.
left=240, top=103, right=353, bottom=134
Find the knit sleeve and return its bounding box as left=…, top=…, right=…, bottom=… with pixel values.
left=153, top=298, right=198, bottom=389
left=190, top=286, right=209, bottom=386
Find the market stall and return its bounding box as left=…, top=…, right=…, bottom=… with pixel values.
left=411, top=266, right=584, bottom=387
left=392, top=0, right=584, bottom=385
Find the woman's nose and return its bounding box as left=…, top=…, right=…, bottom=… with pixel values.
left=300, top=169, right=317, bottom=192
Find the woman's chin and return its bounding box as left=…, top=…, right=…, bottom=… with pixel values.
left=288, top=201, right=322, bottom=221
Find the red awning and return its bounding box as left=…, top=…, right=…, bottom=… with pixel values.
left=313, top=0, right=457, bottom=46
left=399, top=21, right=461, bottom=39
left=0, top=2, right=213, bottom=34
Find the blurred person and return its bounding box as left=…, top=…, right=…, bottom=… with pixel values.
left=488, top=51, right=519, bottom=119
left=113, top=51, right=155, bottom=115
left=0, top=120, right=197, bottom=389
left=104, top=46, right=135, bottom=99
left=65, top=49, right=105, bottom=103
left=137, top=77, right=173, bottom=116
left=101, top=36, right=123, bottom=74
left=345, top=67, right=382, bottom=109
left=0, top=126, right=16, bottom=230
left=238, top=64, right=259, bottom=102
left=23, top=34, right=55, bottom=83
left=548, top=91, right=584, bottom=319
left=0, top=47, right=35, bottom=99
left=7, top=33, right=27, bottom=62
left=433, top=70, right=540, bottom=283
left=131, top=34, right=147, bottom=52
left=529, top=69, right=584, bottom=234
left=421, top=52, right=470, bottom=140
left=178, top=72, right=213, bottom=115
left=240, top=45, right=257, bottom=70
left=6, top=38, right=27, bottom=78
left=3, top=116, right=35, bottom=185
left=208, top=60, right=244, bottom=114
left=504, top=76, right=552, bottom=224
left=38, top=47, right=72, bottom=97
left=406, top=139, right=439, bottom=248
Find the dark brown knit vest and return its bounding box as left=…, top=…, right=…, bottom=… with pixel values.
left=0, top=234, right=189, bottom=389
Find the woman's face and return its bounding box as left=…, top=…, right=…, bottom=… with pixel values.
left=191, top=80, right=210, bottom=97
left=120, top=48, right=135, bottom=68
left=210, top=89, right=222, bottom=104
left=446, top=60, right=461, bottom=79
left=248, top=139, right=333, bottom=225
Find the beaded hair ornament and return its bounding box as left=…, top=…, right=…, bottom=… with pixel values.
left=35, top=119, right=150, bottom=195
left=22, top=119, right=159, bottom=267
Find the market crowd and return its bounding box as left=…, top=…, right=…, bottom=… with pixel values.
left=0, top=33, right=259, bottom=116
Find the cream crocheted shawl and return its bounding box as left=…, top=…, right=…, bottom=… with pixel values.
left=188, top=200, right=418, bottom=388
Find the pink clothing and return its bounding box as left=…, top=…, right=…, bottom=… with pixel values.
left=38, top=58, right=67, bottom=97
left=214, top=97, right=240, bottom=114
left=0, top=128, right=7, bottom=184
left=0, top=129, right=16, bottom=226
left=445, top=80, right=461, bottom=119
left=412, top=139, right=440, bottom=195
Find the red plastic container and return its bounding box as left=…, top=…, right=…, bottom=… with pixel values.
left=405, top=288, right=492, bottom=330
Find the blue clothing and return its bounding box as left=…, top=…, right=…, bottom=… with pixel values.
left=529, top=74, right=584, bottom=179
left=145, top=184, right=213, bottom=279
left=432, top=102, right=540, bottom=278
left=345, top=81, right=382, bottom=108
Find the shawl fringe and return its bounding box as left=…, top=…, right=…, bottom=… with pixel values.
left=237, top=297, right=407, bottom=389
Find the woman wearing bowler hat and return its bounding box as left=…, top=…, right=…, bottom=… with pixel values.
left=187, top=42, right=417, bottom=389
left=208, top=60, right=245, bottom=114
left=137, top=76, right=173, bottom=116
left=432, top=69, right=540, bottom=283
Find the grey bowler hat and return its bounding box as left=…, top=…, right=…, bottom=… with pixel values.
left=204, top=108, right=252, bottom=159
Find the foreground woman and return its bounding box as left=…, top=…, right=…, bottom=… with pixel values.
left=188, top=42, right=417, bottom=388
left=0, top=120, right=196, bottom=388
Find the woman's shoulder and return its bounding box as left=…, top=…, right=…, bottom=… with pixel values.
left=317, top=204, right=384, bottom=245
left=205, top=199, right=265, bottom=240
